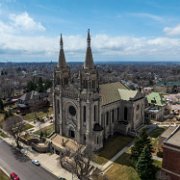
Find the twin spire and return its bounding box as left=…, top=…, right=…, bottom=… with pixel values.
left=58, top=34, right=67, bottom=69
left=58, top=29, right=94, bottom=69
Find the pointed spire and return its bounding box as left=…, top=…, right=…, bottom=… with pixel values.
left=84, top=29, right=94, bottom=69
left=60, top=33, right=63, bottom=49
left=58, top=34, right=67, bottom=69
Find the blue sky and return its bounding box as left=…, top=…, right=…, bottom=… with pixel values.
left=0, top=0, right=180, bottom=62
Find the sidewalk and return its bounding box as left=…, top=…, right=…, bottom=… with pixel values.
left=101, top=141, right=134, bottom=172
left=1, top=136, right=73, bottom=180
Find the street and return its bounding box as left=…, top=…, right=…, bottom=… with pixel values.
left=0, top=140, right=58, bottom=180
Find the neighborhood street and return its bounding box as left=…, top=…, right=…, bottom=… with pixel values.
left=0, top=140, right=58, bottom=180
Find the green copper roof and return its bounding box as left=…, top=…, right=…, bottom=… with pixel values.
left=146, top=92, right=166, bottom=106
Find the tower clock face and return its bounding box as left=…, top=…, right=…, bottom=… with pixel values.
left=69, top=106, right=76, bottom=116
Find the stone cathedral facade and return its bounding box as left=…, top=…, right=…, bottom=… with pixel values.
left=53, top=30, right=145, bottom=151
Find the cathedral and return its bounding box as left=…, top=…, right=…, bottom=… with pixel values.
left=53, top=30, right=145, bottom=151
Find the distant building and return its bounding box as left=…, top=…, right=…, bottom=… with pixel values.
left=53, top=31, right=145, bottom=151
left=145, top=92, right=166, bottom=121
left=17, top=90, right=49, bottom=110
left=162, top=126, right=180, bottom=180
left=154, top=81, right=180, bottom=93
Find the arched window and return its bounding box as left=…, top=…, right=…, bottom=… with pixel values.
left=57, top=99, right=60, bottom=114
left=124, top=107, right=128, bottom=121
left=97, top=136, right=99, bottom=144
left=106, top=111, right=109, bottom=125
left=112, top=109, right=114, bottom=123
left=83, top=106, right=86, bottom=122
left=117, top=107, right=120, bottom=121
left=94, top=105, right=97, bottom=122
left=83, top=80, right=87, bottom=89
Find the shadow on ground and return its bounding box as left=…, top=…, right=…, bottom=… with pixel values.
left=10, top=146, right=30, bottom=162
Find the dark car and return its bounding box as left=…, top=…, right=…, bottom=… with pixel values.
left=10, top=172, right=20, bottom=180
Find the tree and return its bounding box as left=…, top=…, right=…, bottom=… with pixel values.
left=0, top=99, right=4, bottom=111
left=136, top=145, right=155, bottom=180
left=131, top=129, right=152, bottom=164
left=60, top=144, right=106, bottom=180
left=3, top=116, right=25, bottom=148
left=37, top=77, right=44, bottom=92
left=27, top=80, right=36, bottom=92
left=44, top=79, right=52, bottom=90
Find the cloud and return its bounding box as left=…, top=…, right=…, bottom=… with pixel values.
left=9, top=12, right=45, bottom=32
left=127, top=12, right=163, bottom=22
left=1, top=32, right=180, bottom=61
left=0, top=11, right=180, bottom=61
left=164, top=24, right=180, bottom=36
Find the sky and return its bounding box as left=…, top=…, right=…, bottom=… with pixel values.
left=0, top=0, right=180, bottom=62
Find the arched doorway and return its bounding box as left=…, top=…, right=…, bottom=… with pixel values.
left=69, top=127, right=75, bottom=138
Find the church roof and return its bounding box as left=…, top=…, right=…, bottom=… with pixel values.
left=100, top=82, right=128, bottom=105
left=118, top=89, right=138, bottom=101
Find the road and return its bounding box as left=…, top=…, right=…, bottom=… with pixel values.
left=0, top=140, right=58, bottom=180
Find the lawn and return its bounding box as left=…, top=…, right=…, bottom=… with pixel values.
left=0, top=169, right=9, bottom=180
left=153, top=159, right=162, bottom=169
left=105, top=152, right=140, bottom=180
left=94, top=135, right=133, bottom=165
left=34, top=124, right=54, bottom=137
left=0, top=113, right=5, bottom=128
left=23, top=123, right=34, bottom=131
left=23, top=107, right=53, bottom=122
left=0, top=129, right=8, bottom=138
left=148, top=127, right=166, bottom=138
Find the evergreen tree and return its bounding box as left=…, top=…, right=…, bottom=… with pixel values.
left=0, top=99, right=4, bottom=111
left=44, top=79, right=52, bottom=90
left=136, top=145, right=155, bottom=180
left=37, top=77, right=44, bottom=92
left=131, top=129, right=152, bottom=163
left=27, top=80, right=37, bottom=92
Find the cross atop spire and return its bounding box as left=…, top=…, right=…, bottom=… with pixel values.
left=84, top=29, right=94, bottom=69
left=58, top=34, right=67, bottom=69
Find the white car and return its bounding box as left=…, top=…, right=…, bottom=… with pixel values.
left=32, top=159, right=40, bottom=166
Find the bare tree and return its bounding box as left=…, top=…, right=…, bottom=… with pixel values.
left=3, top=116, right=25, bottom=148
left=60, top=143, right=108, bottom=180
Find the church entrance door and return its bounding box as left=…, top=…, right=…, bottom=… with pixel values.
left=69, top=129, right=75, bottom=138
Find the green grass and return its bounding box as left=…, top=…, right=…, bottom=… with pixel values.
left=23, top=107, right=53, bottom=122
left=94, top=135, right=133, bottom=165
left=34, top=124, right=54, bottom=137
left=0, top=113, right=5, bottom=128
left=23, top=123, right=34, bottom=131
left=0, top=129, right=8, bottom=138
left=0, top=169, right=9, bottom=180
left=153, top=159, right=162, bottom=168
left=105, top=153, right=140, bottom=180
left=148, top=127, right=166, bottom=138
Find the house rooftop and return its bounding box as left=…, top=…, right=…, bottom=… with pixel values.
left=164, top=126, right=180, bottom=148
left=146, top=92, right=166, bottom=107
left=160, top=126, right=177, bottom=139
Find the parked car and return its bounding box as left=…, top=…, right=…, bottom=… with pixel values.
left=10, top=172, right=20, bottom=180
left=32, top=159, right=40, bottom=166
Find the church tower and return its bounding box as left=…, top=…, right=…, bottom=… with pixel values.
left=79, top=29, right=103, bottom=150
left=53, top=34, right=70, bottom=134
left=80, top=29, right=99, bottom=93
